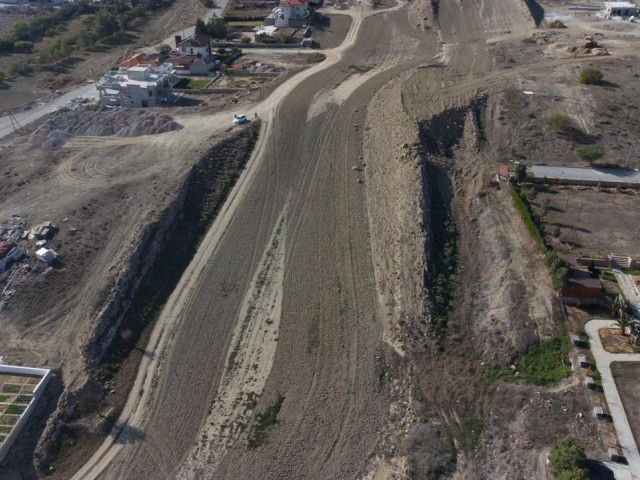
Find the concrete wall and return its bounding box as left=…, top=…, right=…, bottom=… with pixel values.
left=0, top=365, right=52, bottom=464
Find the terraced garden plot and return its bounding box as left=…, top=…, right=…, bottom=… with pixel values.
left=0, top=373, right=38, bottom=444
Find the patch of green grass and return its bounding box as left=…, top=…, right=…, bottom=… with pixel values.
left=546, top=113, right=575, bottom=133
left=486, top=337, right=572, bottom=386
left=0, top=426, right=12, bottom=434
left=307, top=314, right=321, bottom=353
left=227, top=21, right=263, bottom=27
left=0, top=385, right=21, bottom=394
left=15, top=395, right=32, bottom=405
left=5, top=404, right=26, bottom=415
left=0, top=434, right=6, bottom=444
left=174, top=77, right=211, bottom=90
left=576, top=144, right=605, bottom=162
left=349, top=64, right=372, bottom=74
left=247, top=394, right=285, bottom=449
left=306, top=52, right=325, bottom=64
left=0, top=395, right=9, bottom=403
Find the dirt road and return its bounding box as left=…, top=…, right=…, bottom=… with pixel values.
left=71, top=3, right=432, bottom=478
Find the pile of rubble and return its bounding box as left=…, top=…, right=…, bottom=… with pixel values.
left=237, top=61, right=284, bottom=74
left=30, top=108, right=183, bottom=148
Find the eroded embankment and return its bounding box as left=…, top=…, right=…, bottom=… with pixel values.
left=33, top=122, right=261, bottom=475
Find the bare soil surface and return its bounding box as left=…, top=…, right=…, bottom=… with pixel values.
left=600, top=329, right=638, bottom=354
left=612, top=362, right=640, bottom=450
left=537, top=186, right=640, bottom=258
left=5, top=0, right=640, bottom=478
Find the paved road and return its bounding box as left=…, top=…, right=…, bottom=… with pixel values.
left=585, top=320, right=640, bottom=479
left=614, top=270, right=640, bottom=318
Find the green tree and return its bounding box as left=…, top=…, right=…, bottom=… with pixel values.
left=12, top=40, right=33, bottom=52
left=549, top=438, right=587, bottom=477
left=93, top=9, right=120, bottom=38
left=12, top=20, right=30, bottom=41
left=195, top=18, right=207, bottom=35
left=556, top=468, right=590, bottom=480
left=579, top=68, right=603, bottom=85
left=206, top=18, right=227, bottom=39
left=553, top=226, right=561, bottom=238
left=514, top=163, right=527, bottom=183
left=527, top=186, right=538, bottom=201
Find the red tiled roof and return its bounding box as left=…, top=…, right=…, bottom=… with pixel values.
left=499, top=165, right=510, bottom=177
left=118, top=53, right=161, bottom=68
left=281, top=0, right=305, bottom=7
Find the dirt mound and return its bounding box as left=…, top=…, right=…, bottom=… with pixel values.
left=548, top=20, right=567, bottom=29
left=30, top=108, right=182, bottom=148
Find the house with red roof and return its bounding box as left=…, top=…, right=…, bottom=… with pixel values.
left=265, top=0, right=308, bottom=27
left=118, top=52, right=162, bottom=71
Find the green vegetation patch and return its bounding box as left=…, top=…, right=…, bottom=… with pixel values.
left=579, top=68, right=604, bottom=85
left=576, top=144, right=605, bottom=162
left=15, top=395, right=33, bottom=405
left=5, top=404, right=26, bottom=415
left=0, top=395, right=9, bottom=403
left=247, top=394, right=285, bottom=449
left=0, top=426, right=11, bottom=434
left=349, top=64, right=372, bottom=74
left=307, top=314, right=321, bottom=353
left=0, top=434, right=6, bottom=444
left=549, top=437, right=589, bottom=479
left=306, top=53, right=326, bottom=64
left=486, top=336, right=572, bottom=385
left=1, top=385, right=21, bottom=394
left=227, top=21, right=264, bottom=27
left=0, top=415, right=18, bottom=426
left=546, top=114, right=575, bottom=133
left=173, top=78, right=211, bottom=90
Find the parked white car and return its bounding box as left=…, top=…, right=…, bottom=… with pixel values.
left=233, top=114, right=248, bottom=125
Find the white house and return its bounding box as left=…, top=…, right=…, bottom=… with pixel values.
left=175, top=34, right=212, bottom=59
left=266, top=0, right=308, bottom=27
left=97, top=65, right=176, bottom=108
left=603, top=1, right=639, bottom=16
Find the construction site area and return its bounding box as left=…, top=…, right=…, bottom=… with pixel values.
left=1, top=0, right=640, bottom=479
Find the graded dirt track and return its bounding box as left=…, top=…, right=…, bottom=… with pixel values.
left=66, top=0, right=636, bottom=478
left=71, top=4, right=437, bottom=480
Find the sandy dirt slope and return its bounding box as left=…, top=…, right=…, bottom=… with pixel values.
left=71, top=4, right=442, bottom=479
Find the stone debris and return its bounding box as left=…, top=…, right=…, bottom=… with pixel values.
left=30, top=108, right=182, bottom=148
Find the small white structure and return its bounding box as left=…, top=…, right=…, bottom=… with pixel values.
left=36, top=247, right=57, bottom=263
left=593, top=406, right=605, bottom=419
left=603, top=1, right=639, bottom=16
left=584, top=376, right=595, bottom=389
left=265, top=0, right=308, bottom=27
left=97, top=65, right=176, bottom=108
left=577, top=355, right=588, bottom=368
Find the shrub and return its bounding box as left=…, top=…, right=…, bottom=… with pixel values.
left=0, top=71, right=5, bottom=83
left=577, top=144, right=605, bottom=162
left=7, top=61, right=32, bottom=78
left=553, top=226, right=561, bottom=238
left=241, top=36, right=251, bottom=44
left=546, top=114, right=574, bottom=133
left=579, top=68, right=603, bottom=85
left=520, top=336, right=572, bottom=385
left=549, top=437, right=588, bottom=478
left=514, top=163, right=526, bottom=183
left=13, top=40, right=34, bottom=52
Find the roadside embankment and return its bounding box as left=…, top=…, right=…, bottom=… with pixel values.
left=31, top=122, right=261, bottom=476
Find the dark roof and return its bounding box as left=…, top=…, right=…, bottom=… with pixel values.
left=177, top=35, right=211, bottom=48
left=566, top=273, right=602, bottom=290
left=166, top=55, right=197, bottom=68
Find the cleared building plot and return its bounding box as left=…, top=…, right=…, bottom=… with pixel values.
left=0, top=365, right=51, bottom=463
left=531, top=166, right=640, bottom=188
left=533, top=186, right=640, bottom=258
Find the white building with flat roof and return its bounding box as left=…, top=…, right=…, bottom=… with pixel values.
left=603, top=1, right=639, bottom=16
left=97, top=65, right=176, bottom=108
